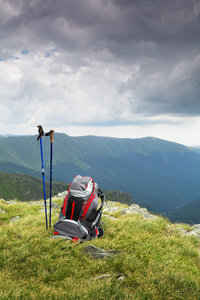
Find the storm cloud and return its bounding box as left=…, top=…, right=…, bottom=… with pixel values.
left=0, top=0, right=200, bottom=144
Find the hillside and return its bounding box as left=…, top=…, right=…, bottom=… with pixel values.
left=0, top=198, right=200, bottom=299
left=0, top=172, right=135, bottom=206
left=0, top=172, right=68, bottom=201
left=1, top=134, right=200, bottom=214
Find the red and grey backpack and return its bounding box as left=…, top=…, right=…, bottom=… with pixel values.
left=53, top=175, right=105, bottom=241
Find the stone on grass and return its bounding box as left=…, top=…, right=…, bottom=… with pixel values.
left=117, top=276, right=126, bottom=282
left=83, top=244, right=119, bottom=259
left=10, top=216, right=20, bottom=223
left=121, top=204, right=156, bottom=219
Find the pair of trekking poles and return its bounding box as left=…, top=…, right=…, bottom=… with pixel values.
left=37, top=125, right=54, bottom=229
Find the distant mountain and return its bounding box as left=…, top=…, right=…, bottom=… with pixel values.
left=190, top=146, right=200, bottom=155
left=1, top=134, right=200, bottom=214
left=166, top=197, right=200, bottom=225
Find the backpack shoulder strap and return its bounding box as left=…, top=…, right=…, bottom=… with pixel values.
left=62, top=184, right=71, bottom=216
left=92, top=188, right=105, bottom=227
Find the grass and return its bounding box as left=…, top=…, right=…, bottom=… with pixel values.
left=0, top=172, right=68, bottom=201
left=0, top=199, right=200, bottom=299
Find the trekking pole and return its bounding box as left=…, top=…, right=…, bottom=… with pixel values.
left=45, top=130, right=54, bottom=229
left=37, top=125, right=48, bottom=229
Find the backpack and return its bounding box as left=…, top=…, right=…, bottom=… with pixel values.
left=53, top=175, right=105, bottom=241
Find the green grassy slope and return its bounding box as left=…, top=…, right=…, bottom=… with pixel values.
left=0, top=172, right=68, bottom=201
left=0, top=199, right=200, bottom=299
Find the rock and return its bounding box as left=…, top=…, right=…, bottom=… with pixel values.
left=187, top=225, right=200, bottom=238
left=83, top=245, right=119, bottom=259
left=176, top=227, right=188, bottom=235
left=168, top=224, right=200, bottom=239
left=192, top=224, right=200, bottom=230
left=51, top=202, right=61, bottom=209
left=42, top=202, right=60, bottom=209
left=117, top=276, right=125, bottom=282
left=103, top=201, right=156, bottom=220
left=188, top=230, right=200, bottom=238
left=50, top=191, right=68, bottom=200
left=28, top=201, right=43, bottom=206
left=5, top=200, right=17, bottom=204
left=94, top=274, right=127, bottom=282
left=121, top=204, right=156, bottom=219
left=103, top=206, right=119, bottom=213
left=39, top=202, right=61, bottom=212
left=10, top=216, right=19, bottom=223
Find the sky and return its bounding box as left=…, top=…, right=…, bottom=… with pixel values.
left=0, top=0, right=200, bottom=146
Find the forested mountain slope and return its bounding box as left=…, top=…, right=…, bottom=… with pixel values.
left=1, top=134, right=200, bottom=213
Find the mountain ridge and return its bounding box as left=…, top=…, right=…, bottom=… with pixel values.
left=0, top=133, right=200, bottom=214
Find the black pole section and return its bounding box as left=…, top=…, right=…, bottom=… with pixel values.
left=37, top=125, right=48, bottom=229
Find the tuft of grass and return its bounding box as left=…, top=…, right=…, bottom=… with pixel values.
left=0, top=199, right=200, bottom=299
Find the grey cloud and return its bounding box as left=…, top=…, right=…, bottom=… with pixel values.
left=1, top=0, right=200, bottom=126
left=123, top=53, right=200, bottom=116
left=2, top=0, right=200, bottom=57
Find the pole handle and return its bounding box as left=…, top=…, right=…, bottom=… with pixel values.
left=50, top=130, right=54, bottom=143
left=37, top=125, right=44, bottom=140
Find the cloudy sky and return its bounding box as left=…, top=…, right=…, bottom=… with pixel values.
left=0, top=0, right=200, bottom=146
